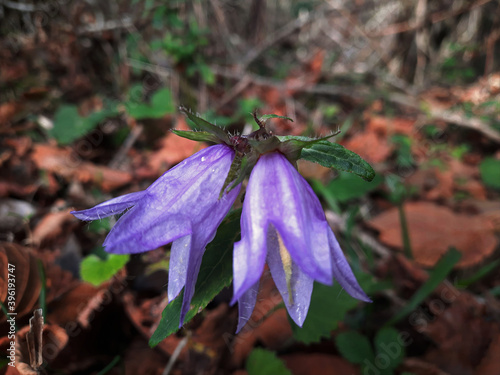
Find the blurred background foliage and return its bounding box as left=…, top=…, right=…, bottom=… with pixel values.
left=1, top=1, right=500, bottom=374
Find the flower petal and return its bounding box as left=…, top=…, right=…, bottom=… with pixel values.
left=236, top=281, right=259, bottom=333
left=71, top=191, right=146, bottom=221
left=243, top=152, right=332, bottom=284
left=267, top=227, right=314, bottom=327
left=328, top=229, right=371, bottom=302
left=168, top=233, right=192, bottom=302
left=231, top=216, right=266, bottom=304
left=100, top=145, right=239, bottom=254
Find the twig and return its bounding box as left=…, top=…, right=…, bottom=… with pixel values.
left=0, top=0, right=40, bottom=12
left=76, top=17, right=134, bottom=34
left=374, top=0, right=493, bottom=36
left=108, top=124, right=143, bottom=169
left=239, top=5, right=330, bottom=70
left=325, top=210, right=391, bottom=259
left=162, top=335, right=189, bottom=375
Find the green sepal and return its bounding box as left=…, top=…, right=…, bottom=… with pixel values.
left=180, top=106, right=229, bottom=143
left=276, top=133, right=340, bottom=161
left=219, top=153, right=258, bottom=198
left=247, top=136, right=281, bottom=154
left=171, top=129, right=221, bottom=144
left=300, top=140, right=375, bottom=181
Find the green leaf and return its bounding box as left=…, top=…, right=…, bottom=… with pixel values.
left=80, top=253, right=129, bottom=286
left=126, top=88, right=175, bottom=119
left=171, top=129, right=220, bottom=144
left=260, top=114, right=294, bottom=122
left=480, top=157, right=500, bottom=190
left=374, top=327, right=405, bottom=370
left=149, top=210, right=241, bottom=346
left=180, top=107, right=229, bottom=142
left=326, top=172, right=383, bottom=203
left=50, top=105, right=118, bottom=145
left=386, top=247, right=461, bottom=326
left=300, top=141, right=375, bottom=181
left=335, top=331, right=375, bottom=365
left=246, top=348, right=292, bottom=375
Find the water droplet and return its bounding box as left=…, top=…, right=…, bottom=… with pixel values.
left=201, top=157, right=206, bottom=162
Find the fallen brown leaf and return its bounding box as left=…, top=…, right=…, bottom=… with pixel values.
left=32, top=144, right=132, bottom=192
left=343, top=129, right=392, bottom=164
left=368, top=202, right=498, bottom=268
left=281, top=353, right=359, bottom=375
left=29, top=210, right=76, bottom=247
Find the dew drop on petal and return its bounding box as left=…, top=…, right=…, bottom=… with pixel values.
left=201, top=156, right=206, bottom=162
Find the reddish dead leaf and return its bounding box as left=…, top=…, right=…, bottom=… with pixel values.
left=422, top=293, right=498, bottom=375
left=400, top=358, right=450, bottom=375
left=32, top=144, right=131, bottom=191
left=286, top=49, right=325, bottom=95
left=342, top=129, right=392, bottom=164
left=0, top=243, right=79, bottom=325
left=0, top=243, right=34, bottom=324
left=0, top=101, right=24, bottom=125
left=368, top=202, right=498, bottom=268
left=47, top=283, right=102, bottom=326
left=4, top=137, right=32, bottom=157
left=475, top=334, right=500, bottom=375
left=367, top=116, right=416, bottom=136
left=148, top=115, right=204, bottom=174
left=123, top=337, right=167, bottom=375
left=281, top=353, right=359, bottom=375
left=122, top=292, right=183, bottom=358
left=29, top=210, right=76, bottom=247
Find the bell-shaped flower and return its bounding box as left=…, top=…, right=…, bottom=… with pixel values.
left=72, top=144, right=240, bottom=325
left=232, top=151, right=370, bottom=332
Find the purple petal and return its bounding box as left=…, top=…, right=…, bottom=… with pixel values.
left=241, top=152, right=332, bottom=284
left=178, top=234, right=205, bottom=327
left=236, top=281, right=259, bottom=333
left=168, top=234, right=192, bottom=301
left=328, top=229, right=371, bottom=302
left=266, top=226, right=314, bottom=327
left=71, top=191, right=146, bottom=221
left=101, top=145, right=239, bottom=254
left=231, top=215, right=266, bottom=304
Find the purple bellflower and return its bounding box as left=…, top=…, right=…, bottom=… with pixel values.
left=232, top=151, right=371, bottom=332
left=72, top=144, right=240, bottom=325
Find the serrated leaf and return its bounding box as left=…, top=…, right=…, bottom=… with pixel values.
left=126, top=88, right=175, bottom=119
left=80, top=253, right=129, bottom=286
left=479, top=157, right=500, bottom=190
left=180, top=106, right=229, bottom=142
left=335, top=331, right=375, bottom=365
left=260, top=114, right=294, bottom=122
left=374, top=327, right=405, bottom=370
left=300, top=140, right=375, bottom=181
left=171, top=129, right=220, bottom=143
left=246, top=348, right=292, bottom=375
left=149, top=210, right=241, bottom=346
